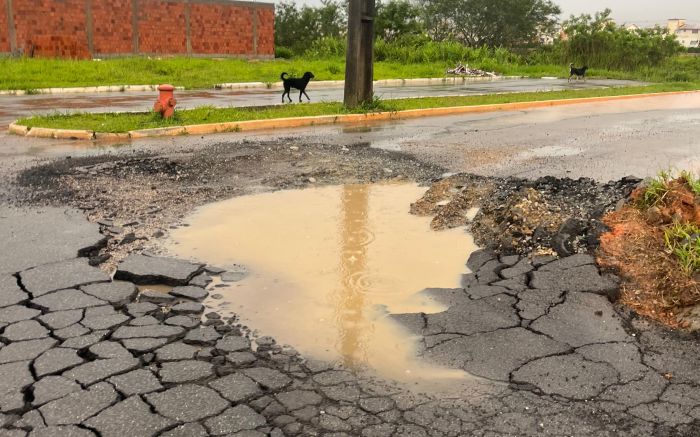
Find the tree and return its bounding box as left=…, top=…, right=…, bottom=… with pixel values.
left=375, top=0, right=423, bottom=42
left=556, top=9, right=683, bottom=70
left=275, top=0, right=347, bottom=54
left=421, top=0, right=560, bottom=47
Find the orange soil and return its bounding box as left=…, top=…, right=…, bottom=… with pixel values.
left=597, top=180, right=700, bottom=328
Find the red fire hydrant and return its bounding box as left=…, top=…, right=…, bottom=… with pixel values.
left=153, top=84, right=177, bottom=118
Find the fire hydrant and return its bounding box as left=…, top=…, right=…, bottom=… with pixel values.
left=153, top=84, right=177, bottom=118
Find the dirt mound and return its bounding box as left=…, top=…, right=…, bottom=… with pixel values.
left=412, top=174, right=639, bottom=256
left=598, top=178, right=700, bottom=328
left=631, top=179, right=700, bottom=225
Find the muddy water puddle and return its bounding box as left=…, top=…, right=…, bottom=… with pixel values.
left=167, top=183, right=478, bottom=389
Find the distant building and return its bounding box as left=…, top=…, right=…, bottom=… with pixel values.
left=539, top=34, right=555, bottom=45
left=668, top=19, right=700, bottom=48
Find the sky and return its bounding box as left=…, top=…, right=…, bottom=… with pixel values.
left=282, top=0, right=700, bottom=26
left=555, top=0, right=699, bottom=25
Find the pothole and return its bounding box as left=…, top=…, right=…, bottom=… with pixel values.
left=166, top=183, right=478, bottom=389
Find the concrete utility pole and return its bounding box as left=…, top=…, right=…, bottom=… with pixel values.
left=344, top=0, right=375, bottom=108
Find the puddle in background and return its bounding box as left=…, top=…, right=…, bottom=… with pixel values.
left=167, top=183, right=477, bottom=390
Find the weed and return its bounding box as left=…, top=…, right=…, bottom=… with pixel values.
left=638, top=170, right=700, bottom=209
left=680, top=170, right=700, bottom=196
left=24, top=88, right=39, bottom=95
left=664, top=222, right=700, bottom=275
left=638, top=170, right=673, bottom=208
left=327, top=64, right=342, bottom=75
left=351, top=94, right=395, bottom=113
left=275, top=47, right=294, bottom=59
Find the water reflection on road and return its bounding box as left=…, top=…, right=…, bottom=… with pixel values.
left=167, top=183, right=477, bottom=389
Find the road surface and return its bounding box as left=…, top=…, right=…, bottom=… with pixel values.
left=0, top=78, right=641, bottom=127
left=1, top=91, right=697, bottom=183
left=0, top=89, right=699, bottom=437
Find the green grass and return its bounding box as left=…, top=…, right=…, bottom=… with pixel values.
left=638, top=169, right=673, bottom=209
left=637, top=169, right=700, bottom=209
left=0, top=57, right=481, bottom=91
left=637, top=169, right=700, bottom=275
left=2, top=54, right=698, bottom=91
left=17, top=82, right=696, bottom=133
left=680, top=170, right=700, bottom=196
left=664, top=222, right=700, bottom=275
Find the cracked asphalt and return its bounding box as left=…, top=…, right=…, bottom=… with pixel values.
left=1, top=93, right=700, bottom=436
left=1, top=202, right=700, bottom=437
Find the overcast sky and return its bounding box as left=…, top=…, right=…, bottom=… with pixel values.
left=282, top=0, right=700, bottom=25
left=556, top=0, right=699, bottom=25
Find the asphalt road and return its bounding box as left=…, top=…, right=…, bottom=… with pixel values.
left=0, top=185, right=699, bottom=437
left=1, top=89, right=699, bottom=436
left=2, top=90, right=696, bottom=184
left=0, top=78, right=641, bottom=128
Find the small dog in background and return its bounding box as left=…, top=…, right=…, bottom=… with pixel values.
left=281, top=72, right=315, bottom=103
left=568, top=64, right=588, bottom=82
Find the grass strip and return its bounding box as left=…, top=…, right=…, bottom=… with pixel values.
left=17, top=82, right=697, bottom=133
left=4, top=55, right=694, bottom=91
left=0, top=57, right=499, bottom=91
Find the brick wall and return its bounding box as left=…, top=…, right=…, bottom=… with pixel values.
left=138, top=0, right=187, bottom=54
left=12, top=0, right=90, bottom=58
left=1, top=0, right=274, bottom=58
left=92, top=0, right=133, bottom=54
left=0, top=0, right=10, bottom=52
left=256, top=7, right=274, bottom=56
left=190, top=2, right=252, bottom=55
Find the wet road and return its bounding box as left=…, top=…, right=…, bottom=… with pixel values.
left=2, top=91, right=697, bottom=184
left=0, top=78, right=640, bottom=127
left=1, top=85, right=700, bottom=437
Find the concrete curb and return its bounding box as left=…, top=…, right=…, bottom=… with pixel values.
left=0, top=85, right=187, bottom=96
left=8, top=122, right=29, bottom=136
left=0, top=76, right=523, bottom=96
left=10, top=90, right=697, bottom=141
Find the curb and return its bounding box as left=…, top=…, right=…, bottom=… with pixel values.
left=0, top=84, right=186, bottom=96
left=10, top=90, right=698, bottom=141
left=0, top=76, right=524, bottom=96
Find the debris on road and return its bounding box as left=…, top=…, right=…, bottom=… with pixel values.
left=445, top=63, right=498, bottom=77
left=411, top=173, right=640, bottom=256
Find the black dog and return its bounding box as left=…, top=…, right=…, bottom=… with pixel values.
left=281, top=72, right=315, bottom=103
left=568, top=63, right=588, bottom=82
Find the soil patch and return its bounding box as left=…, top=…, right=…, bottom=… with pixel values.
left=598, top=178, right=700, bottom=327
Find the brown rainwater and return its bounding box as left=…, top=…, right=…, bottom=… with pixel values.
left=167, top=183, right=478, bottom=389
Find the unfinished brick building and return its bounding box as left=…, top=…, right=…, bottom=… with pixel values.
left=0, top=0, right=274, bottom=59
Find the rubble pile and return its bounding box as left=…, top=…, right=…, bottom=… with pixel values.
left=412, top=173, right=640, bottom=256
